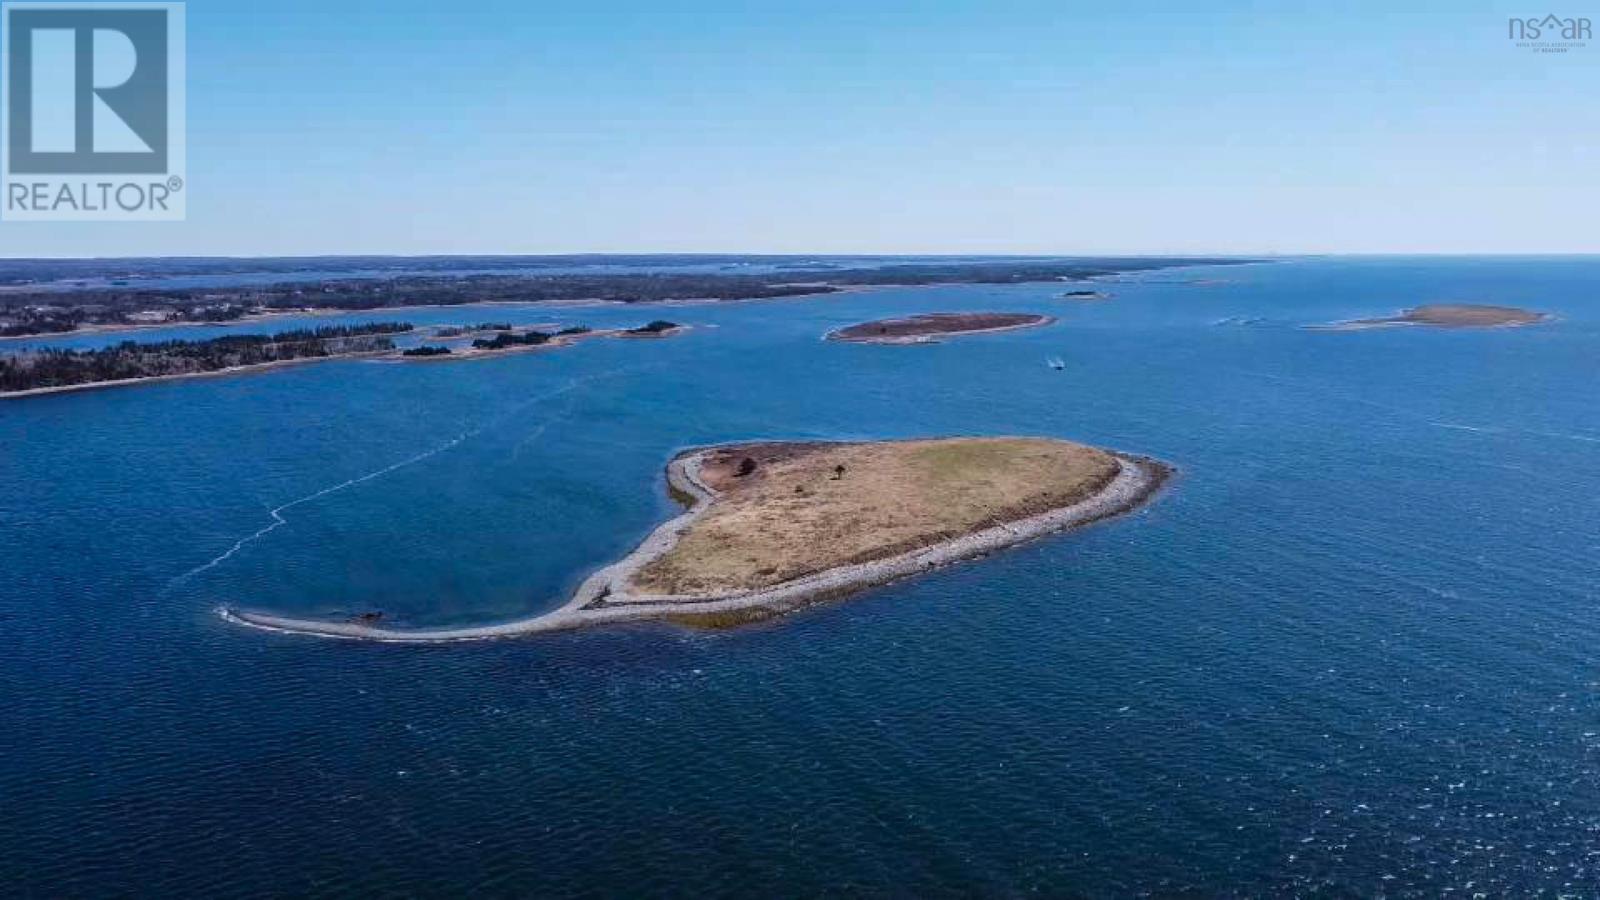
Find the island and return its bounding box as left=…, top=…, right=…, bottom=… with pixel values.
left=826, top=312, right=1054, bottom=344
left=394, top=322, right=682, bottom=363
left=1317, top=304, right=1550, bottom=331
left=1060, top=290, right=1110, bottom=300
left=223, top=436, right=1171, bottom=641
left=618, top=320, right=685, bottom=338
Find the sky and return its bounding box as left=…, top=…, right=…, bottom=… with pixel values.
left=1, top=0, right=1596, bottom=257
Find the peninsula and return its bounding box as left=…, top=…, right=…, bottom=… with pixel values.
left=827, top=312, right=1054, bottom=344
left=1, top=320, right=685, bottom=395
left=1318, top=303, right=1549, bottom=331
left=0, top=323, right=412, bottom=396
left=225, top=437, right=1171, bottom=641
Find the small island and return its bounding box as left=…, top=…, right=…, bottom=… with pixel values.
left=1060, top=290, right=1110, bottom=301
left=618, top=320, right=685, bottom=338
left=224, top=436, right=1170, bottom=641
left=1318, top=304, right=1549, bottom=331
left=826, top=312, right=1054, bottom=344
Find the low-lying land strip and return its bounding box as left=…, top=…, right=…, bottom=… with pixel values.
left=225, top=437, right=1171, bottom=641
left=827, top=312, right=1054, bottom=344
left=393, top=322, right=684, bottom=363
left=0, top=323, right=413, bottom=396
left=0, top=258, right=1252, bottom=338
left=0, top=320, right=685, bottom=395
left=1316, top=304, right=1549, bottom=331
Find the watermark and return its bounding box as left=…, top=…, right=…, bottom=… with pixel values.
left=1508, top=13, right=1591, bottom=52
left=1, top=1, right=185, bottom=220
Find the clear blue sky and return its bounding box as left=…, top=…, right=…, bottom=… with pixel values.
left=3, top=0, right=1597, bottom=256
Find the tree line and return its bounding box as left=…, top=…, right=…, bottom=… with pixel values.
left=0, top=322, right=414, bottom=392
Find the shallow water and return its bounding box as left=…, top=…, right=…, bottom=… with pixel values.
left=2, top=257, right=1598, bottom=895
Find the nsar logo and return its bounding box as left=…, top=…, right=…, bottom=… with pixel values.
left=1507, top=13, right=1591, bottom=52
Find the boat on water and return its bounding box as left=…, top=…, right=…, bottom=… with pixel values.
left=1046, top=357, right=1066, bottom=370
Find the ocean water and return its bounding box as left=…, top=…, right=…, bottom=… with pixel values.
left=2, top=257, right=1598, bottom=895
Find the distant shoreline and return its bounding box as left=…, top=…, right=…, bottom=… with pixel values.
left=0, top=325, right=687, bottom=399
left=0, top=258, right=1258, bottom=342
left=224, top=442, right=1170, bottom=643
left=0, top=299, right=710, bottom=343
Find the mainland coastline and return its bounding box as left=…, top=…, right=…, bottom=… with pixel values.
left=0, top=321, right=686, bottom=398
left=0, top=257, right=1253, bottom=340
left=225, top=437, right=1171, bottom=642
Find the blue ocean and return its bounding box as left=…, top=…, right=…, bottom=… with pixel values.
left=2, top=257, right=1597, bottom=895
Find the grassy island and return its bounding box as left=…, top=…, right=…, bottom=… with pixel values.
left=634, top=438, right=1120, bottom=595
left=827, top=312, right=1054, bottom=344
left=225, top=436, right=1170, bottom=641
left=1320, top=304, right=1549, bottom=330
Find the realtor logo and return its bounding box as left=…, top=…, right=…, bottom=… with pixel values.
left=1, top=2, right=185, bottom=220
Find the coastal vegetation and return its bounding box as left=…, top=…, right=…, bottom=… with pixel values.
left=623, top=320, right=681, bottom=336
left=401, top=345, right=452, bottom=357
left=433, top=323, right=511, bottom=337
left=827, top=312, right=1054, bottom=344
left=471, top=329, right=554, bottom=350
left=0, top=257, right=1249, bottom=337
left=633, top=438, right=1121, bottom=595
left=0, top=322, right=412, bottom=393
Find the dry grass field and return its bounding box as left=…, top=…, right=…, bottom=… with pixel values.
left=1397, top=305, right=1546, bottom=327
left=1331, top=304, right=1548, bottom=330
left=827, top=312, right=1053, bottom=343
left=632, top=438, right=1119, bottom=595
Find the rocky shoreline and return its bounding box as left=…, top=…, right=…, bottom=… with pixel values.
left=224, top=444, right=1171, bottom=643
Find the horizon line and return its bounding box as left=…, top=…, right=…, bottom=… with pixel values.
left=1, top=251, right=1599, bottom=263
